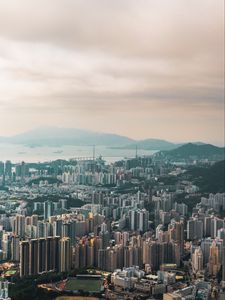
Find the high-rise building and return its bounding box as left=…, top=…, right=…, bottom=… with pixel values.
left=0, top=281, right=10, bottom=300
left=1, top=234, right=11, bottom=261
left=208, top=241, right=221, bottom=276
left=143, top=240, right=177, bottom=271
left=31, top=215, right=38, bottom=226
left=5, top=160, right=12, bottom=178
left=129, top=209, right=149, bottom=232
left=192, top=247, right=203, bottom=273
left=59, top=237, right=71, bottom=273
left=29, top=239, right=38, bottom=275
left=20, top=241, right=29, bottom=277
left=53, top=219, right=62, bottom=237
left=15, top=215, right=25, bottom=238
left=15, top=161, right=29, bottom=179
left=99, top=222, right=110, bottom=249
left=94, top=236, right=103, bottom=267
left=222, top=247, right=225, bottom=281
left=122, top=232, right=129, bottom=246
left=59, top=199, right=67, bottom=210
left=11, top=236, right=20, bottom=262
left=19, top=237, right=60, bottom=277
left=87, top=240, right=94, bottom=267
left=0, top=161, right=4, bottom=176
left=44, top=201, right=53, bottom=220
left=38, top=238, right=46, bottom=273
left=45, top=236, right=60, bottom=272
left=168, top=221, right=184, bottom=255
left=37, top=221, right=45, bottom=238
left=187, top=218, right=203, bottom=240
left=204, top=216, right=212, bottom=237
left=98, top=248, right=107, bottom=270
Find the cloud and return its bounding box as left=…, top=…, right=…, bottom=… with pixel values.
left=0, top=0, right=223, bottom=57
left=0, top=0, right=224, bottom=144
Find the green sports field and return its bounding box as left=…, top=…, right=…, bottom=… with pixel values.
left=64, top=278, right=103, bottom=293
left=4, top=269, right=17, bottom=276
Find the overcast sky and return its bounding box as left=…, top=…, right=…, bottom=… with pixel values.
left=0, top=0, right=224, bottom=145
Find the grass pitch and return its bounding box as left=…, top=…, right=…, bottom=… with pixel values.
left=64, top=278, right=102, bottom=293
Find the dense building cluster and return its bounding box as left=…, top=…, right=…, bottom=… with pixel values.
left=0, top=155, right=224, bottom=299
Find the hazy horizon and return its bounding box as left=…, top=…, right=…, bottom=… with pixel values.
left=0, top=126, right=224, bottom=147
left=0, top=0, right=224, bottom=145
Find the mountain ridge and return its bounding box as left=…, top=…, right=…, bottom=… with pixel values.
left=0, top=127, right=135, bottom=147
left=186, top=159, right=225, bottom=193
left=0, top=127, right=222, bottom=150
left=157, top=143, right=225, bottom=161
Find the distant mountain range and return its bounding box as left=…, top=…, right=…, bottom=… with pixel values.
left=113, top=138, right=177, bottom=151
left=0, top=128, right=223, bottom=154
left=157, top=143, right=225, bottom=161
left=0, top=127, right=134, bottom=147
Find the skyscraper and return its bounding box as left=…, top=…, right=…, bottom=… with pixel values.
left=192, top=247, right=203, bottom=273
left=20, top=241, right=29, bottom=277
left=45, top=236, right=60, bottom=272
left=0, top=161, right=4, bottom=176
left=38, top=238, right=46, bottom=273
left=59, top=237, right=71, bottom=273
left=187, top=218, right=203, bottom=240
left=29, top=239, right=38, bottom=275
left=19, top=237, right=61, bottom=277
left=11, top=236, right=20, bottom=262
left=15, top=215, right=25, bottom=238
left=222, top=247, right=225, bottom=281
left=208, top=241, right=221, bottom=276
left=44, top=201, right=53, bottom=220
left=5, top=160, right=12, bottom=178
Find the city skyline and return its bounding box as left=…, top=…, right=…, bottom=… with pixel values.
left=0, top=1, right=224, bottom=299
left=0, top=0, right=224, bottom=145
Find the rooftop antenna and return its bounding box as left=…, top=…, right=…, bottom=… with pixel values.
left=91, top=145, right=96, bottom=214
left=93, top=145, right=95, bottom=161
left=92, top=190, right=94, bottom=214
